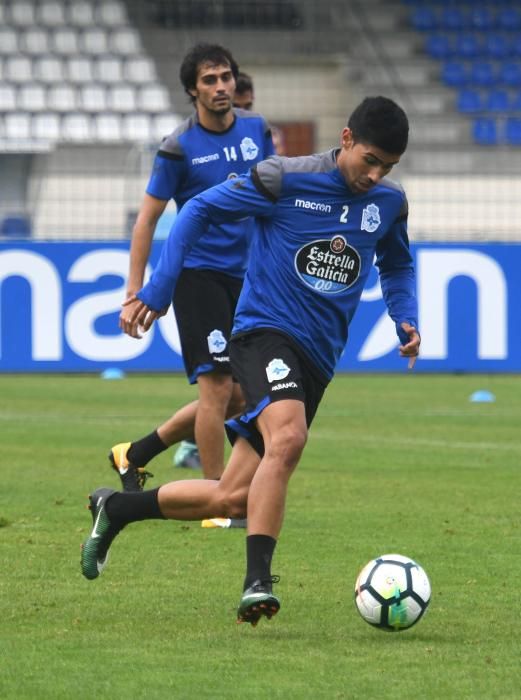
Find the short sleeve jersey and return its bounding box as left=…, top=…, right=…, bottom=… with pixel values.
left=146, top=108, right=274, bottom=277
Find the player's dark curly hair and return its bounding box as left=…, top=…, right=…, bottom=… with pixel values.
left=179, top=43, right=240, bottom=103
left=348, top=96, right=409, bottom=154
left=236, top=72, right=253, bottom=95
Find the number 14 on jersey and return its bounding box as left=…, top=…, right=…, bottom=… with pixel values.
left=223, top=146, right=238, bottom=161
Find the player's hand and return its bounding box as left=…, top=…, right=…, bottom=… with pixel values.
left=399, top=321, right=420, bottom=370
left=122, top=295, right=168, bottom=334
left=119, top=296, right=145, bottom=338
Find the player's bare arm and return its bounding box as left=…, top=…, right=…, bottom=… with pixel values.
left=120, top=194, right=168, bottom=337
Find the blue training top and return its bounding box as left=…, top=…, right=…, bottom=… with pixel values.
left=138, top=149, right=418, bottom=379
left=146, top=108, right=274, bottom=278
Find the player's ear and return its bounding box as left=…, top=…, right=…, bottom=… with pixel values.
left=341, top=127, right=354, bottom=149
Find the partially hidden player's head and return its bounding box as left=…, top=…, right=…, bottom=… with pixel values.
left=233, top=72, right=254, bottom=110
left=337, top=96, right=409, bottom=194
left=180, top=43, right=240, bottom=114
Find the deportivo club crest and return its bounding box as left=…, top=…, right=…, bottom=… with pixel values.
left=266, top=358, right=291, bottom=383
left=361, top=203, right=381, bottom=233
left=207, top=329, right=227, bottom=354
left=240, top=137, right=259, bottom=161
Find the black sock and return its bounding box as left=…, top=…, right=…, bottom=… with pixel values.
left=127, top=431, right=167, bottom=467
left=244, top=534, right=277, bottom=589
left=105, top=488, right=165, bottom=527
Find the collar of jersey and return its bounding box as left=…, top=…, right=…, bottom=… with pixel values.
left=194, top=111, right=237, bottom=135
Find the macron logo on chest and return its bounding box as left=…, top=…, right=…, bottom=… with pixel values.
left=192, top=153, right=220, bottom=165
left=295, top=198, right=332, bottom=214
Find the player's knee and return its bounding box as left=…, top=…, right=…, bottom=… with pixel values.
left=200, top=373, right=234, bottom=408
left=268, top=425, right=308, bottom=466
left=227, top=392, right=246, bottom=417
left=227, top=498, right=247, bottom=519
left=214, top=485, right=247, bottom=518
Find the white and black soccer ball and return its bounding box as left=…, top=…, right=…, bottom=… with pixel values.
left=354, top=553, right=431, bottom=631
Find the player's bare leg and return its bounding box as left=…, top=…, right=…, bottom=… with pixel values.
left=157, top=400, right=199, bottom=445
left=173, top=382, right=245, bottom=470
left=109, top=384, right=245, bottom=489
left=158, top=436, right=259, bottom=519
left=249, top=399, right=307, bottom=536
left=237, top=399, right=307, bottom=626
left=109, top=403, right=200, bottom=491
left=195, top=372, right=234, bottom=480
left=166, top=384, right=243, bottom=451
left=82, top=437, right=259, bottom=580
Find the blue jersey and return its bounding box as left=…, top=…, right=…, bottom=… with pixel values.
left=146, top=108, right=274, bottom=277
left=139, top=150, right=417, bottom=379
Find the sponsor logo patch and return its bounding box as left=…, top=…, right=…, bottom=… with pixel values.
left=271, top=381, right=298, bottom=391
left=294, top=236, right=361, bottom=294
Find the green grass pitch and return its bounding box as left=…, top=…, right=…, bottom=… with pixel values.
left=1, top=372, right=520, bottom=699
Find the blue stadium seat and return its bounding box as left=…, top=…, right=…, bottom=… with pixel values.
left=485, top=89, right=510, bottom=112
left=441, top=60, right=467, bottom=87
left=0, top=215, right=32, bottom=237
left=456, top=88, right=482, bottom=113
left=484, top=34, right=511, bottom=60
left=472, top=116, right=498, bottom=145
left=505, top=117, right=521, bottom=145
left=440, top=8, right=466, bottom=31
left=455, top=34, right=483, bottom=59
left=411, top=7, right=438, bottom=31
left=425, top=34, right=452, bottom=60
left=469, top=7, right=495, bottom=31
left=497, top=8, right=521, bottom=32
left=511, top=36, right=521, bottom=59
left=470, top=61, right=497, bottom=87
left=501, top=62, right=521, bottom=87
left=510, top=91, right=521, bottom=111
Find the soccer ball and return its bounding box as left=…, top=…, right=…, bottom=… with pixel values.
left=354, top=553, right=431, bottom=631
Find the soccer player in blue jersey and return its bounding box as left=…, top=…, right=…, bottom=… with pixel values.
left=110, top=44, right=274, bottom=495
left=82, top=96, right=420, bottom=627
left=174, top=69, right=253, bottom=476
left=175, top=68, right=256, bottom=480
